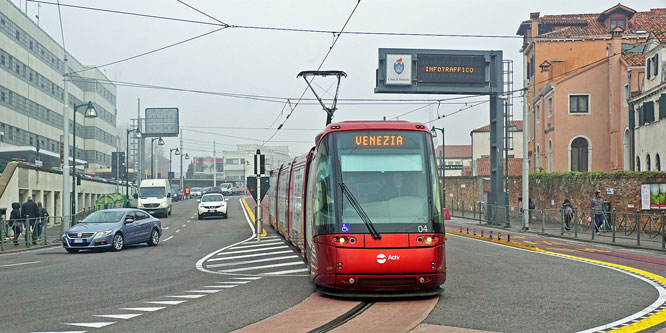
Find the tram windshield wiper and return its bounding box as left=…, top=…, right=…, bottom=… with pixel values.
left=338, top=182, right=381, bottom=240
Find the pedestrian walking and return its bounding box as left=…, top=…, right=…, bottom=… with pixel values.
left=37, top=202, right=48, bottom=240
left=21, top=197, right=39, bottom=245
left=561, top=199, right=575, bottom=231
left=528, top=198, right=535, bottom=222
left=9, top=202, right=21, bottom=245
left=590, top=190, right=605, bottom=235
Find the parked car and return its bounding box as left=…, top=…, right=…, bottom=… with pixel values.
left=62, top=209, right=162, bottom=253
left=190, top=187, right=203, bottom=198
left=197, top=193, right=228, bottom=219
left=202, top=186, right=221, bottom=195
left=220, top=183, right=233, bottom=196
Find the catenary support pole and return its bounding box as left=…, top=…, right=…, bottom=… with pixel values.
left=213, top=140, right=216, bottom=187
left=522, top=53, right=530, bottom=232
left=62, top=55, right=70, bottom=232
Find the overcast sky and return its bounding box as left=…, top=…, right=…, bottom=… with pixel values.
left=12, top=0, right=665, bottom=158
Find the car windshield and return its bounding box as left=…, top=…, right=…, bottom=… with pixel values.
left=202, top=194, right=224, bottom=202
left=81, top=211, right=125, bottom=223
left=221, top=184, right=232, bottom=189
left=140, top=187, right=166, bottom=198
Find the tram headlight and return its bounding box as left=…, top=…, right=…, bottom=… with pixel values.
left=332, top=236, right=348, bottom=245
left=424, top=236, right=439, bottom=245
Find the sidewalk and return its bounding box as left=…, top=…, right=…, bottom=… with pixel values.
left=0, top=221, right=64, bottom=253
left=446, top=209, right=666, bottom=252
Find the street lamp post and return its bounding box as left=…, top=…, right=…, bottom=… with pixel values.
left=125, top=128, right=141, bottom=208
left=71, top=101, right=97, bottom=220
left=169, top=148, right=180, bottom=185
left=431, top=126, right=446, bottom=208
left=150, top=137, right=165, bottom=179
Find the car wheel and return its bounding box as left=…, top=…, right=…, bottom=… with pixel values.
left=112, top=233, right=124, bottom=252
left=223, top=213, right=228, bottom=219
left=148, top=229, right=160, bottom=246
left=65, top=248, right=79, bottom=253
left=168, top=208, right=172, bottom=216
left=198, top=214, right=203, bottom=220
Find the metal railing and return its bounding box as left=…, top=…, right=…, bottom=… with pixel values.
left=449, top=202, right=666, bottom=251
left=0, top=207, right=98, bottom=252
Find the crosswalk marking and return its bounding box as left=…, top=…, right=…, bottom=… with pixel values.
left=207, top=255, right=299, bottom=268
left=65, top=322, right=115, bottom=328
left=185, top=290, right=220, bottom=293
left=206, top=250, right=294, bottom=262
left=216, top=245, right=288, bottom=256
left=230, top=241, right=284, bottom=250
left=145, top=300, right=187, bottom=305
left=264, top=267, right=310, bottom=275
left=95, top=314, right=142, bottom=320
left=121, top=307, right=164, bottom=312
left=166, top=294, right=206, bottom=299
left=218, top=261, right=304, bottom=273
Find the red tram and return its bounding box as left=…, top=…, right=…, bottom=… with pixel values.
left=267, top=120, right=446, bottom=295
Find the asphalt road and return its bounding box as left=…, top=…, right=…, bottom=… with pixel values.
left=0, top=197, right=662, bottom=332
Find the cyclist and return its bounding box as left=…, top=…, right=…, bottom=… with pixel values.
left=590, top=190, right=604, bottom=235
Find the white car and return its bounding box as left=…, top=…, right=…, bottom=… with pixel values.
left=198, top=193, right=228, bottom=220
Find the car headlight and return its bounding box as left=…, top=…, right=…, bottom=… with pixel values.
left=95, top=230, right=113, bottom=238
left=62, top=233, right=67, bottom=239
left=160, top=202, right=167, bottom=207
left=138, top=202, right=143, bottom=208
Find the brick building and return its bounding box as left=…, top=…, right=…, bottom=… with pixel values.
left=516, top=4, right=666, bottom=172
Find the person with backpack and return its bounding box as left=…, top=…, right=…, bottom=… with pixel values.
left=561, top=199, right=575, bottom=231
left=9, top=202, right=21, bottom=246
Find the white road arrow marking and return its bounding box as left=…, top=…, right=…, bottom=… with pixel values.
left=145, top=300, right=187, bottom=305
left=65, top=322, right=115, bottom=328
left=95, top=314, right=142, bottom=320
left=120, top=307, right=164, bottom=312
left=166, top=294, right=205, bottom=299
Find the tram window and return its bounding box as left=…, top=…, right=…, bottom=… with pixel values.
left=313, top=139, right=335, bottom=230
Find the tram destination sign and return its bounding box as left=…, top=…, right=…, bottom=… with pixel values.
left=144, top=108, right=179, bottom=137
left=375, top=48, right=502, bottom=95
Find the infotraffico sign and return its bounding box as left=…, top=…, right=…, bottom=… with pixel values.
left=375, top=48, right=502, bottom=95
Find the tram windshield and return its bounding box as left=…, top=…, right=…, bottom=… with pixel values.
left=334, top=130, right=442, bottom=233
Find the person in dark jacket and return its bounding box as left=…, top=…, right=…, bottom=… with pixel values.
left=9, top=202, right=21, bottom=245
left=21, top=197, right=39, bottom=245
left=561, top=199, right=575, bottom=231
left=37, top=202, right=48, bottom=240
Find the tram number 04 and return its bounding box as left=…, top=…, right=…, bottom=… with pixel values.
left=418, top=225, right=428, bottom=233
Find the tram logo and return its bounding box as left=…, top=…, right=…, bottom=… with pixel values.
left=376, top=254, right=387, bottom=264
left=394, top=58, right=405, bottom=75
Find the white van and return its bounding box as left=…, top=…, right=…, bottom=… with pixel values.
left=137, top=179, right=172, bottom=218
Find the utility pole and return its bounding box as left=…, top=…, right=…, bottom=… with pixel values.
left=179, top=129, right=184, bottom=191
left=137, top=99, right=143, bottom=185
left=213, top=140, right=216, bottom=187
left=521, top=56, right=530, bottom=232
left=61, top=54, right=70, bottom=232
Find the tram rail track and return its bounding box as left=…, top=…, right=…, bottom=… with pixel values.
left=308, top=301, right=375, bottom=333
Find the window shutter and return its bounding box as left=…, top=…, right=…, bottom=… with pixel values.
left=659, top=94, right=666, bottom=120
left=629, top=108, right=635, bottom=128
left=639, top=105, right=644, bottom=126
left=645, top=101, right=655, bottom=123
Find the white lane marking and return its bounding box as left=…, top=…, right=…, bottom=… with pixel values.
left=0, top=261, right=42, bottom=268
left=121, top=307, right=164, bottom=312
left=65, top=322, right=115, bottom=328
left=207, top=250, right=294, bottom=262
left=175, top=229, right=180, bottom=233
left=185, top=289, right=220, bottom=293
left=230, top=241, right=284, bottom=249
left=163, top=227, right=169, bottom=230
left=264, top=267, right=310, bottom=275
left=208, top=285, right=237, bottom=288
left=0, top=246, right=60, bottom=257
left=201, top=285, right=236, bottom=288
left=182, top=224, right=186, bottom=227
left=450, top=235, right=666, bottom=333
left=206, top=255, right=299, bottom=268
left=162, top=236, right=174, bottom=242
left=95, top=314, right=142, bottom=320
left=166, top=294, right=205, bottom=299
left=216, top=245, right=288, bottom=256
left=187, top=220, right=191, bottom=223
left=32, top=331, right=86, bottom=333
left=217, top=281, right=251, bottom=284
left=145, top=300, right=187, bottom=305
left=219, top=261, right=304, bottom=273
left=233, top=277, right=263, bottom=280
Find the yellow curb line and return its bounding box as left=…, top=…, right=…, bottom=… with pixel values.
left=448, top=228, right=666, bottom=332
left=241, top=198, right=267, bottom=237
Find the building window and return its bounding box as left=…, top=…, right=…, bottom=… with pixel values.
left=623, top=84, right=629, bottom=107
left=547, top=97, right=552, bottom=117
left=536, top=145, right=541, bottom=170
left=647, top=59, right=652, bottom=80
left=657, top=154, right=661, bottom=171
left=0, top=54, right=4, bottom=65
left=548, top=140, right=553, bottom=172
left=535, top=103, right=541, bottom=123
left=15, top=30, right=19, bottom=40
left=653, top=54, right=659, bottom=79
left=569, top=95, right=590, bottom=114
left=647, top=154, right=651, bottom=171
left=610, top=19, right=625, bottom=29
left=571, top=137, right=589, bottom=172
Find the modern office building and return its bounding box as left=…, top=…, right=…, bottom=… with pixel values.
left=223, top=144, right=290, bottom=187
left=0, top=0, right=117, bottom=171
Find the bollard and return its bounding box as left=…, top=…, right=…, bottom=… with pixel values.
left=661, top=214, right=666, bottom=249
left=466, top=227, right=469, bottom=234
left=473, top=203, right=476, bottom=219
left=611, top=210, right=616, bottom=244
left=507, top=234, right=510, bottom=242
left=636, top=213, right=641, bottom=246
left=489, top=231, right=492, bottom=239
left=462, top=201, right=465, bottom=217
left=498, top=232, right=501, bottom=241
left=541, top=210, right=545, bottom=234
left=478, top=202, right=482, bottom=225
left=460, top=226, right=463, bottom=232
left=481, top=230, right=483, bottom=237
left=473, top=228, right=476, bottom=235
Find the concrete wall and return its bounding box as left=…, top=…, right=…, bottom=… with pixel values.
left=0, top=162, right=125, bottom=222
